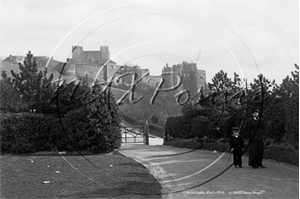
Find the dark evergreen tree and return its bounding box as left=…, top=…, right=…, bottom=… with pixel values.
left=1, top=51, right=54, bottom=113
left=278, top=64, right=299, bottom=146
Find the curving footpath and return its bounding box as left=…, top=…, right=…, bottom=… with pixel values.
left=119, top=143, right=299, bottom=199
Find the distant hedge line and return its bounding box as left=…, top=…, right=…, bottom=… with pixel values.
left=165, top=111, right=232, bottom=140
left=164, top=139, right=299, bottom=166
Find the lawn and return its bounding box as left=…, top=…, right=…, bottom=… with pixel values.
left=0, top=151, right=162, bottom=199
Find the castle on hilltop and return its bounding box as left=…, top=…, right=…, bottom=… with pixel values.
left=65, top=45, right=150, bottom=86
left=66, top=45, right=116, bottom=82
left=1, top=45, right=207, bottom=93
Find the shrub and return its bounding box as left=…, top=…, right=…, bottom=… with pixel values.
left=169, top=116, right=192, bottom=139
left=0, top=88, right=122, bottom=154
left=0, top=113, right=60, bottom=153
left=54, top=89, right=122, bottom=153
left=0, top=80, right=29, bottom=113
left=206, top=114, right=225, bottom=139
left=191, top=116, right=209, bottom=138
left=85, top=89, right=122, bottom=153
left=206, top=121, right=221, bottom=139
left=264, top=143, right=299, bottom=166
left=181, top=103, right=218, bottom=119
left=60, top=107, right=93, bottom=151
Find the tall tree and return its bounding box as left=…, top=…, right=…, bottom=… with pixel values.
left=280, top=64, right=299, bottom=145
left=208, top=70, right=232, bottom=91
left=1, top=51, right=54, bottom=112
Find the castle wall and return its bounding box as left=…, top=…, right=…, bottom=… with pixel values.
left=84, top=51, right=101, bottom=60
left=75, top=63, right=105, bottom=82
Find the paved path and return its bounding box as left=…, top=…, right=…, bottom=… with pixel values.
left=119, top=143, right=299, bottom=199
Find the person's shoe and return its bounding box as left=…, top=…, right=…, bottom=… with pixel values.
left=252, top=165, right=258, bottom=169
left=239, top=165, right=243, bottom=168
left=234, top=165, right=238, bottom=168
left=259, top=165, right=267, bottom=168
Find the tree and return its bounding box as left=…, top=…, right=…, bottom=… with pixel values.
left=1, top=51, right=54, bottom=113
left=0, top=78, right=28, bottom=112
left=208, top=70, right=233, bottom=91
left=279, top=64, right=299, bottom=146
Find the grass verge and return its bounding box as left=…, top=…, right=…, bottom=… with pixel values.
left=0, top=151, right=162, bottom=199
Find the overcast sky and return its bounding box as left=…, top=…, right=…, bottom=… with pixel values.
left=0, top=0, right=298, bottom=85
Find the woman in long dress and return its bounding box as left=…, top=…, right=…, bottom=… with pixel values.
left=246, top=108, right=267, bottom=169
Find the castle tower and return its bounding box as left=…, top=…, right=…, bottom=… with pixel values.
left=100, top=46, right=110, bottom=61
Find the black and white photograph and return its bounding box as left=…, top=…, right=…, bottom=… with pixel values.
left=0, top=0, right=298, bottom=198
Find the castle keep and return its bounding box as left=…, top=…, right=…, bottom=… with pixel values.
left=66, top=45, right=118, bottom=82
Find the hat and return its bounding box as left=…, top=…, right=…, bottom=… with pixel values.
left=232, top=127, right=240, bottom=130
left=252, top=108, right=259, bottom=113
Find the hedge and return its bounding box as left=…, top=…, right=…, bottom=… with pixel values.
left=191, top=116, right=209, bottom=138
left=0, top=106, right=122, bottom=154
left=167, top=116, right=192, bottom=139
left=0, top=113, right=60, bottom=153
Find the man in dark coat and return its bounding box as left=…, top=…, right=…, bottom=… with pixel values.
left=246, top=108, right=267, bottom=169
left=230, top=127, right=244, bottom=168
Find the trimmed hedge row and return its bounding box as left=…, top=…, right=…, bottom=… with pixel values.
left=0, top=113, right=60, bottom=153
left=0, top=109, right=122, bottom=154
left=165, top=110, right=237, bottom=140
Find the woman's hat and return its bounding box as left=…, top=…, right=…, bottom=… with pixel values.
left=232, top=127, right=240, bottom=130
left=252, top=108, right=259, bottom=113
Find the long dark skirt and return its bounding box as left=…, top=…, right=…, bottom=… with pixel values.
left=248, top=140, right=264, bottom=167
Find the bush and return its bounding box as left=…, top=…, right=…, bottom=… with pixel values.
left=60, top=107, right=93, bottom=151
left=191, top=116, right=209, bottom=138
left=264, top=143, right=299, bottom=166
left=85, top=90, right=122, bottom=153
left=0, top=80, right=29, bottom=113
left=206, top=114, right=226, bottom=139
left=181, top=103, right=218, bottom=119
left=168, top=116, right=192, bottom=139
left=0, top=113, right=60, bottom=153
left=54, top=89, right=122, bottom=153
left=206, top=121, right=222, bottom=139
left=0, top=88, right=122, bottom=154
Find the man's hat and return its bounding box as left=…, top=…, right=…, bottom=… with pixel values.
left=232, top=127, right=240, bottom=130
left=252, top=108, right=259, bottom=113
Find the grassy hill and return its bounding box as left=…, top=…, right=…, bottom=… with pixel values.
left=0, top=61, right=21, bottom=77
left=0, top=60, right=75, bottom=83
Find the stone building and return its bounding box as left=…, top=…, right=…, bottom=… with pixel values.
left=62, top=45, right=152, bottom=87
left=161, top=62, right=207, bottom=95
left=65, top=45, right=119, bottom=83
